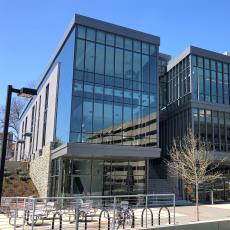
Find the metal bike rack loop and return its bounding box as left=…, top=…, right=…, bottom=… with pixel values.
left=51, top=212, right=62, bottom=230
left=98, top=209, right=110, bottom=230
left=141, top=208, right=153, bottom=227
left=158, top=207, right=171, bottom=225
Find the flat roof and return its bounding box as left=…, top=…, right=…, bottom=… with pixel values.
left=159, top=52, right=171, bottom=61
left=51, top=142, right=161, bottom=160
left=167, top=46, right=230, bottom=71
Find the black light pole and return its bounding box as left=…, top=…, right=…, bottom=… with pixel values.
left=0, top=85, right=37, bottom=204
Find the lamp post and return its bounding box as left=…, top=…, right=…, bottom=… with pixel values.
left=0, top=85, right=37, bottom=203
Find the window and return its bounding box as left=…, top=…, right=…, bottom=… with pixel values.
left=42, top=84, right=49, bottom=147
left=124, top=51, right=132, bottom=80
left=133, top=53, right=141, bottom=82
left=142, top=55, right=149, bottom=83
left=35, top=96, right=41, bottom=151
left=76, top=39, right=85, bottom=70
left=72, top=27, right=158, bottom=146
left=115, top=48, right=123, bottom=78
left=96, top=30, right=105, bottom=43
left=106, top=33, right=115, bottom=46
left=85, top=41, right=95, bottom=72
left=105, top=46, right=114, bottom=76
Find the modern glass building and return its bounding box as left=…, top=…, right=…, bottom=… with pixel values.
left=160, top=46, right=230, bottom=199
left=18, top=15, right=161, bottom=197
left=17, top=15, right=230, bottom=199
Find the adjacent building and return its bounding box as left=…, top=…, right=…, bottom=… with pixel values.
left=160, top=46, right=230, bottom=199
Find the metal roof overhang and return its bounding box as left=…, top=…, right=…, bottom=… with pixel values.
left=51, top=143, right=161, bottom=160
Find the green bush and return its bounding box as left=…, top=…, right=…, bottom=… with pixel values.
left=18, top=171, right=26, bottom=176
left=4, top=170, right=11, bottom=177
left=19, top=175, right=30, bottom=182
left=16, top=168, right=22, bottom=175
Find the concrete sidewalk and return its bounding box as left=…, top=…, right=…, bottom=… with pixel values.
left=1, top=204, right=230, bottom=229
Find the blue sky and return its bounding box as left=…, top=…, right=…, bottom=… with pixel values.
left=0, top=0, right=230, bottom=105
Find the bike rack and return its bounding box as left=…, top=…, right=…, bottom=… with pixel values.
left=52, top=212, right=62, bottom=230
left=76, top=210, right=88, bottom=230
left=141, top=208, right=153, bottom=227
left=158, top=207, right=171, bottom=225
left=129, top=208, right=135, bottom=228
left=98, top=209, right=110, bottom=230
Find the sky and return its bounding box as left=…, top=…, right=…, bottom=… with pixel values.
left=0, top=0, right=230, bottom=106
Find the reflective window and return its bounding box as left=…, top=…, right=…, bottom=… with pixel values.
left=142, top=42, right=149, bottom=55
left=115, top=36, right=123, bottom=48
left=115, top=48, right=123, bottom=78
left=96, top=30, right=105, bottom=43
left=86, top=28, right=96, bottom=41
left=105, top=46, right=114, bottom=76
left=76, top=39, right=85, bottom=70
left=85, top=41, right=95, bottom=72
left=106, top=33, right=115, bottom=46
left=70, top=25, right=158, bottom=146
left=133, top=40, right=141, bottom=52
left=125, top=38, right=132, bottom=50
left=82, top=99, right=93, bottom=133
left=133, top=53, right=141, bottom=82
left=77, top=26, right=86, bottom=39
left=124, top=51, right=132, bottom=80
left=95, top=44, right=105, bottom=74
left=93, top=100, right=103, bottom=133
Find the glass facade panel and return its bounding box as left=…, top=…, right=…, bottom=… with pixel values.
left=70, top=25, right=158, bottom=146
left=85, top=41, right=95, bottom=72
left=115, top=48, right=124, bottom=78
left=191, top=55, right=229, bottom=105
left=133, top=53, right=141, bottom=82
left=124, top=51, right=132, bottom=80
left=105, top=46, right=114, bottom=76
left=58, top=159, right=146, bottom=196
left=95, top=44, right=105, bottom=74
left=55, top=28, right=76, bottom=144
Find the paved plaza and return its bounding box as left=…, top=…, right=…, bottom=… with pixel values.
left=0, top=204, right=230, bottom=229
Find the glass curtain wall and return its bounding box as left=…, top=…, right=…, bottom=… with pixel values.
left=167, top=56, right=191, bottom=105
left=55, top=158, right=146, bottom=196
left=192, top=108, right=230, bottom=151
left=160, top=108, right=191, bottom=152
left=192, top=55, right=230, bottom=104
left=70, top=25, right=158, bottom=146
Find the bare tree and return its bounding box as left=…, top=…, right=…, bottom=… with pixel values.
left=166, top=129, right=223, bottom=221
left=0, top=97, right=26, bottom=139
left=0, top=81, right=36, bottom=139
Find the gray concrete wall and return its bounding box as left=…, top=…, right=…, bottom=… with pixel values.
left=17, top=64, right=59, bottom=161
left=146, top=219, right=230, bottom=230
left=29, top=142, right=52, bottom=197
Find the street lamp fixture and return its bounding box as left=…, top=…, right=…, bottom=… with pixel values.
left=0, top=85, right=37, bottom=204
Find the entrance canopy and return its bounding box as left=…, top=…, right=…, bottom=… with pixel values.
left=51, top=143, right=161, bottom=160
